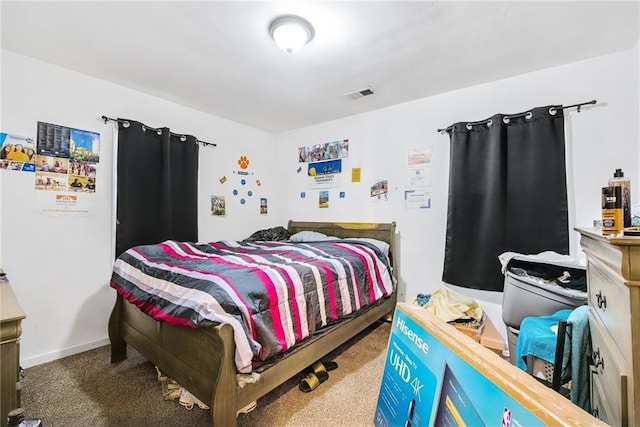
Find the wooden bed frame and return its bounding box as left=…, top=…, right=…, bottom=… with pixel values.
left=108, top=220, right=398, bottom=426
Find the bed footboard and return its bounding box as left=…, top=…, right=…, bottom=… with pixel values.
left=109, top=292, right=396, bottom=426
left=108, top=293, right=239, bottom=424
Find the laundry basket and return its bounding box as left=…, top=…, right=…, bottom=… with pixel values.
left=502, top=256, right=587, bottom=330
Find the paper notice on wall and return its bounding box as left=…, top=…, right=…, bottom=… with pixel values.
left=407, top=164, right=431, bottom=188
left=408, top=146, right=432, bottom=166
left=352, top=167, right=361, bottom=183
left=407, top=146, right=432, bottom=189
left=405, top=189, right=431, bottom=209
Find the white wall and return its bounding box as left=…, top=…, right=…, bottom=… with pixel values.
left=276, top=46, right=640, bottom=344
left=2, top=44, right=638, bottom=366
left=0, top=50, right=279, bottom=367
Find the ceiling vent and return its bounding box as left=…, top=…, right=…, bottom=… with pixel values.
left=345, top=87, right=375, bottom=100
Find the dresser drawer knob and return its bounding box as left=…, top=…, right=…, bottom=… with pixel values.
left=595, top=291, right=607, bottom=310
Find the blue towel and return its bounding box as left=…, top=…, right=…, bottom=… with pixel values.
left=515, top=309, right=572, bottom=371
left=561, top=305, right=591, bottom=412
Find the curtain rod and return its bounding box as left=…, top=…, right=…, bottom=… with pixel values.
left=101, top=115, right=217, bottom=147
left=436, top=99, right=597, bottom=133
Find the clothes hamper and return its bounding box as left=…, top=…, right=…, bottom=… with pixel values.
left=502, top=257, right=588, bottom=329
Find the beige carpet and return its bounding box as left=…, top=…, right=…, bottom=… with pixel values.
left=20, top=321, right=391, bottom=427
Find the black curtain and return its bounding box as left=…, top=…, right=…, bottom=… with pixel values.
left=442, top=105, right=568, bottom=292
left=116, top=119, right=199, bottom=258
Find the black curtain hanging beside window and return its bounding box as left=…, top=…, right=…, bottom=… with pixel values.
left=442, top=105, right=569, bottom=292
left=115, top=119, right=199, bottom=258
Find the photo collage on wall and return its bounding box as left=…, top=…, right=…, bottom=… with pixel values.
left=35, top=121, right=99, bottom=193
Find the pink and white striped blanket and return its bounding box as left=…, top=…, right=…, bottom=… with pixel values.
left=110, top=239, right=394, bottom=373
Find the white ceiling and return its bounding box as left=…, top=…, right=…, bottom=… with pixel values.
left=2, top=1, right=639, bottom=133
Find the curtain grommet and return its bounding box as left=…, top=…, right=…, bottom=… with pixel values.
left=466, top=123, right=473, bottom=131
left=123, top=121, right=130, bottom=128
left=525, top=112, right=533, bottom=120
left=486, top=119, right=493, bottom=128
left=503, top=116, right=510, bottom=124
left=549, top=107, right=557, bottom=115
left=180, top=135, right=187, bottom=142
left=157, top=129, right=162, bottom=136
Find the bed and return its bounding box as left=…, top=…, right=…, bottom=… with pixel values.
left=108, top=220, right=397, bottom=426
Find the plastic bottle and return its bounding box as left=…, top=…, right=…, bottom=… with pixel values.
left=609, top=169, right=631, bottom=227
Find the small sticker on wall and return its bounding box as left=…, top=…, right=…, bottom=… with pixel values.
left=300, top=192, right=306, bottom=199
left=256, top=179, right=261, bottom=187
left=237, top=155, right=250, bottom=170
left=339, top=191, right=345, bottom=199
left=260, top=197, right=268, bottom=215
left=219, top=175, right=227, bottom=184
left=296, top=166, right=302, bottom=173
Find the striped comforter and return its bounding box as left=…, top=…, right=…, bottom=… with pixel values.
left=110, top=239, right=394, bottom=373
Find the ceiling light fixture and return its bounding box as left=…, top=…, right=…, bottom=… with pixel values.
left=268, top=14, right=315, bottom=54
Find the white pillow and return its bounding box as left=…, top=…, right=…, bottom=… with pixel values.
left=290, top=231, right=329, bottom=242
left=347, top=238, right=390, bottom=256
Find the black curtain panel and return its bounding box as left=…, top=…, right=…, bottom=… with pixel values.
left=442, top=105, right=568, bottom=292
left=116, top=120, right=199, bottom=258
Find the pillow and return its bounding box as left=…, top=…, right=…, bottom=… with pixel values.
left=289, top=231, right=329, bottom=242
left=346, top=238, right=390, bottom=256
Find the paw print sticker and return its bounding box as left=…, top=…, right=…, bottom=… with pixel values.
left=238, top=156, right=250, bottom=170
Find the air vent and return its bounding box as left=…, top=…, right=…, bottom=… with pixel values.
left=345, top=87, right=375, bottom=100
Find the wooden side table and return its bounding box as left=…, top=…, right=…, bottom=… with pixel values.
left=0, top=279, right=26, bottom=427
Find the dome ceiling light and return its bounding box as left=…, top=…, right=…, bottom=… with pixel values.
left=268, top=14, right=315, bottom=54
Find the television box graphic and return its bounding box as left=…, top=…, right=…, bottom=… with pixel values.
left=375, top=305, right=549, bottom=427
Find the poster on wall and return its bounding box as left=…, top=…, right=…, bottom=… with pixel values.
left=319, top=191, right=329, bottom=208
left=308, top=159, right=342, bottom=189
left=260, top=197, right=268, bottom=215
left=211, top=195, right=226, bottom=216
left=371, top=179, right=389, bottom=202
left=34, top=121, right=100, bottom=216
left=298, top=140, right=349, bottom=163
left=0, top=132, right=36, bottom=172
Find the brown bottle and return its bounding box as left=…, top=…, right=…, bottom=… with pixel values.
left=602, top=186, right=623, bottom=235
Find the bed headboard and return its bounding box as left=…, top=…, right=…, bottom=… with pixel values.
left=287, top=220, right=398, bottom=277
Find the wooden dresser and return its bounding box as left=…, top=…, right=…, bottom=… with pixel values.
left=576, top=228, right=640, bottom=426
left=0, top=279, right=26, bottom=427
